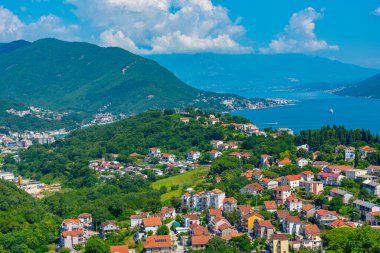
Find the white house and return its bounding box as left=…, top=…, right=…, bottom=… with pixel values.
left=283, top=216, right=302, bottom=236
left=61, top=230, right=84, bottom=249
left=345, top=169, right=367, bottom=180
left=143, top=217, right=162, bottom=233
left=296, top=158, right=309, bottom=168
left=285, top=195, right=303, bottom=212
left=297, top=144, right=310, bottom=152
left=149, top=148, right=161, bottom=158
left=240, top=183, right=264, bottom=195
left=100, top=221, right=119, bottom=236
left=187, top=151, right=201, bottom=162
left=273, top=185, right=292, bottom=204
left=363, top=180, right=380, bottom=197
left=344, top=148, right=355, bottom=162
left=282, top=175, right=301, bottom=189
left=161, top=153, right=176, bottom=163
left=209, top=150, right=222, bottom=160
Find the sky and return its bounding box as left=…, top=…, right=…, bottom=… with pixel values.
left=1, top=0, right=380, bottom=69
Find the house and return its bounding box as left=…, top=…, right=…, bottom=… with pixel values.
left=297, top=144, right=310, bottom=151
left=264, top=201, right=278, bottom=212
left=324, top=165, right=353, bottom=174
left=329, top=219, right=356, bottom=229
left=275, top=210, right=290, bottom=223
left=252, top=170, right=263, bottom=180
left=311, top=161, right=330, bottom=170
left=229, top=152, right=242, bottom=159
left=237, top=205, right=253, bottom=216
left=259, top=178, right=279, bottom=189
left=344, top=147, right=355, bottom=162
left=208, top=118, right=220, bottom=126
left=283, top=216, right=302, bottom=236
left=278, top=158, right=292, bottom=167
left=78, top=213, right=93, bottom=229
left=300, top=204, right=316, bottom=219
left=317, top=172, right=345, bottom=186
left=161, top=153, right=176, bottom=163
left=100, top=221, right=119, bottom=236
left=149, top=148, right=161, bottom=158
left=254, top=220, right=275, bottom=240
left=158, top=207, right=176, bottom=220
left=187, top=151, right=201, bottom=162
left=282, top=175, right=301, bottom=189
left=223, top=197, right=238, bottom=213
left=209, top=150, right=222, bottom=160
left=190, top=223, right=210, bottom=236
left=362, top=180, right=380, bottom=197
left=110, top=245, right=129, bottom=253
left=303, top=181, right=324, bottom=195
left=300, top=171, right=314, bottom=183
left=285, top=195, right=303, bottom=212
left=144, top=235, right=172, bottom=253
left=240, top=183, right=264, bottom=195
left=366, top=211, right=380, bottom=226
left=353, top=200, right=380, bottom=216
left=221, top=143, right=238, bottom=150
left=241, top=170, right=254, bottom=180
left=359, top=146, right=376, bottom=158
left=302, top=224, right=322, bottom=249
left=61, top=230, right=84, bottom=250
left=130, top=212, right=149, bottom=227
left=183, top=214, right=200, bottom=228
left=181, top=189, right=226, bottom=210
left=191, top=235, right=213, bottom=251
left=61, top=219, right=82, bottom=232
left=314, top=210, right=338, bottom=225
left=241, top=212, right=264, bottom=233
left=207, top=208, right=222, bottom=222
left=260, top=154, right=272, bottom=167
left=271, top=234, right=289, bottom=253
left=143, top=217, right=162, bottom=233
left=330, top=188, right=354, bottom=204
left=345, top=169, right=367, bottom=180
left=218, top=223, right=239, bottom=238
left=335, top=145, right=347, bottom=154
left=296, top=158, right=309, bottom=168
left=367, top=165, right=380, bottom=176
left=180, top=117, right=190, bottom=123
left=273, top=185, right=292, bottom=204
left=210, top=140, right=224, bottom=149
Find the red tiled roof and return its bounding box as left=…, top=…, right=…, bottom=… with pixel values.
left=264, top=201, right=277, bottom=210
left=61, top=230, right=83, bottom=237
left=301, top=204, right=315, bottom=212
left=208, top=208, right=222, bottom=217
left=63, top=219, right=80, bottom=224
left=238, top=205, right=253, bottom=215
left=209, top=150, right=220, bottom=154
left=272, top=234, right=288, bottom=240
left=285, top=175, right=301, bottom=181
left=78, top=213, right=92, bottom=218
left=144, top=235, right=171, bottom=249
left=143, top=217, right=162, bottom=227
left=360, top=146, right=376, bottom=152
left=330, top=219, right=345, bottom=228
left=327, top=165, right=353, bottom=171
left=129, top=152, right=140, bottom=157
left=286, top=216, right=302, bottom=223
left=223, top=197, right=237, bottom=203
left=190, top=223, right=210, bottom=236
left=274, top=185, right=291, bottom=191
left=110, top=245, right=129, bottom=253
left=246, top=183, right=264, bottom=192
left=260, top=178, right=272, bottom=183
left=184, top=214, right=200, bottom=221
left=276, top=210, right=290, bottom=219
left=301, top=170, right=314, bottom=175
left=191, top=235, right=213, bottom=245
left=257, top=220, right=274, bottom=229
left=318, top=172, right=340, bottom=178
left=304, top=224, right=320, bottom=235
left=278, top=158, right=292, bottom=165
left=316, top=209, right=337, bottom=217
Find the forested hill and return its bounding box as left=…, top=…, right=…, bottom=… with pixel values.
left=0, top=39, right=260, bottom=115
left=337, top=73, right=380, bottom=98
left=0, top=180, right=60, bottom=252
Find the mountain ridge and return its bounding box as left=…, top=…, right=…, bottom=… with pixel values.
left=336, top=73, right=380, bottom=98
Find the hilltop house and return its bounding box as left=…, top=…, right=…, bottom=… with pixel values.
left=359, top=146, right=376, bottom=158
left=143, top=217, right=162, bottom=233
left=282, top=175, right=301, bottom=189
left=223, top=197, right=238, bottom=213
left=278, top=158, right=292, bottom=167
left=353, top=200, right=380, bottom=216
left=149, top=148, right=161, bottom=158
left=101, top=221, right=119, bottom=236
left=285, top=195, right=303, bottom=212
left=259, top=178, right=279, bottom=189
left=209, top=150, right=222, bottom=160
left=273, top=185, right=292, bottom=204
left=240, top=183, right=264, bottom=195
left=296, top=158, right=309, bottom=168
left=181, top=189, right=226, bottom=211
left=187, top=151, right=201, bottom=162
left=329, top=188, right=354, bottom=204
left=362, top=180, right=380, bottom=197
left=344, top=147, right=355, bottom=162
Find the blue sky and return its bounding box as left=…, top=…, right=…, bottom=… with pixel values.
left=1, top=0, right=380, bottom=68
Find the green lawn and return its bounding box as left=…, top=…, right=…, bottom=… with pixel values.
left=152, top=166, right=210, bottom=201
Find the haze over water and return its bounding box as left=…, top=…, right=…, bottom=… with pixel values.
left=233, top=90, right=380, bottom=134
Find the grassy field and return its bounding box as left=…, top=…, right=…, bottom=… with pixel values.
left=152, top=166, right=210, bottom=201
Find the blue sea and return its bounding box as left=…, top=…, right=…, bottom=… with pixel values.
left=232, top=90, right=380, bottom=134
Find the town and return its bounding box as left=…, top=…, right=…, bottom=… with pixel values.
left=31, top=112, right=380, bottom=253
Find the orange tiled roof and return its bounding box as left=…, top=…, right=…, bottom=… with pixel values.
left=330, top=219, right=345, bottom=228
left=63, top=218, right=80, bottom=224
left=78, top=213, right=92, bottom=218
left=285, top=175, right=301, bottom=181
left=257, top=220, right=274, bottom=229
left=301, top=204, right=315, bottom=212
left=223, top=197, right=237, bottom=203
left=278, top=158, right=292, bottom=165
left=246, top=183, right=264, bottom=191
left=143, top=217, right=162, bottom=227
left=110, top=245, right=129, bottom=253
left=304, top=224, right=320, bottom=235
left=190, top=223, right=210, bottom=236
left=191, top=235, right=213, bottom=245
left=144, top=235, right=171, bottom=249
left=276, top=210, right=290, bottom=219
left=274, top=185, right=291, bottom=191
left=264, top=201, right=277, bottom=210
left=61, top=230, right=83, bottom=237
left=238, top=205, right=253, bottom=215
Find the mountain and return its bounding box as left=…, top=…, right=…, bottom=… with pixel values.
left=336, top=73, right=380, bottom=98
left=0, top=40, right=31, bottom=54
left=149, top=54, right=378, bottom=92
left=0, top=39, right=264, bottom=115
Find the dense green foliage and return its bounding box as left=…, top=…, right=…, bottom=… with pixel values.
left=321, top=226, right=380, bottom=252
left=0, top=39, right=257, bottom=115
left=0, top=180, right=60, bottom=252
left=297, top=125, right=379, bottom=151
left=337, top=73, right=380, bottom=99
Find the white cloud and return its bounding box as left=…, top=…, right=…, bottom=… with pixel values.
left=373, top=6, right=380, bottom=16
left=0, top=6, right=78, bottom=42
left=67, top=0, right=251, bottom=54
left=0, top=6, right=24, bottom=41
left=260, top=7, right=338, bottom=54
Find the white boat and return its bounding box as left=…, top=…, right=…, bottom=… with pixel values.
left=330, top=108, right=334, bottom=114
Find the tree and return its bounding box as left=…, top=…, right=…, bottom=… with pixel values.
left=206, top=237, right=232, bottom=252
left=230, top=234, right=253, bottom=252
left=85, top=236, right=106, bottom=253
left=330, top=196, right=343, bottom=212
left=156, top=225, right=170, bottom=235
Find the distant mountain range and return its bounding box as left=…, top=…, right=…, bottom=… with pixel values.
left=337, top=73, right=380, bottom=98
left=150, top=54, right=379, bottom=92
left=0, top=39, right=264, bottom=115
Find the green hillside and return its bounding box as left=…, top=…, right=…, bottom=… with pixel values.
left=0, top=39, right=259, bottom=114
left=337, top=73, right=380, bottom=98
